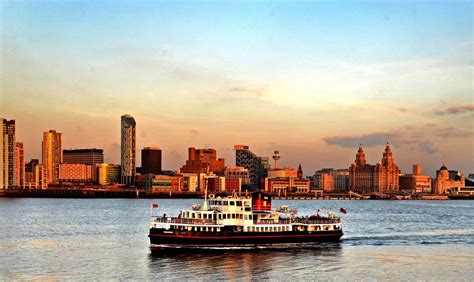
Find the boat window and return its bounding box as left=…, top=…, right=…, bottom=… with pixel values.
left=223, top=201, right=228, bottom=205
left=239, top=214, right=243, bottom=219
left=230, top=201, right=235, bottom=206
left=236, top=201, right=242, bottom=206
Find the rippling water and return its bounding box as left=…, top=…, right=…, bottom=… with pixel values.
left=1, top=198, right=473, bottom=280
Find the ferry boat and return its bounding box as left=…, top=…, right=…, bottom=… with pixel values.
left=149, top=192, right=343, bottom=250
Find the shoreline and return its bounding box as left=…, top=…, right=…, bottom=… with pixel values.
left=0, top=188, right=472, bottom=200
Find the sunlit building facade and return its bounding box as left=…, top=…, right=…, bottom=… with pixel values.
left=121, top=114, right=136, bottom=186
left=42, top=130, right=63, bottom=184
left=59, top=164, right=93, bottom=182
left=399, top=164, right=432, bottom=193
left=1, top=118, right=16, bottom=189
left=97, top=163, right=121, bottom=185
left=433, top=165, right=465, bottom=194
left=14, top=142, right=25, bottom=188
left=349, top=144, right=400, bottom=194
left=180, top=147, right=225, bottom=174
left=63, top=148, right=104, bottom=165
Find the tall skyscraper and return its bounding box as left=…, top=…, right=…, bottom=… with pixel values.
left=42, top=130, right=63, bottom=184
left=15, top=142, right=25, bottom=188
left=1, top=118, right=16, bottom=189
left=142, top=147, right=162, bottom=175
left=234, top=145, right=269, bottom=189
left=121, top=114, right=136, bottom=185
left=63, top=149, right=104, bottom=165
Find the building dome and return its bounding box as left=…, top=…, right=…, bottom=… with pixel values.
left=440, top=165, right=448, bottom=171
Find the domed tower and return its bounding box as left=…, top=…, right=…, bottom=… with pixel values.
left=355, top=145, right=366, bottom=166
left=382, top=142, right=394, bottom=166
left=438, top=164, right=449, bottom=179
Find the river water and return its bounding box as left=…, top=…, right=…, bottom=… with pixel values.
left=1, top=198, right=473, bottom=280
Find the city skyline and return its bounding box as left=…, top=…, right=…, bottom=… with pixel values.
left=1, top=1, right=473, bottom=176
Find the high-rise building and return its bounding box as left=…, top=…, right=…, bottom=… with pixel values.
left=63, top=149, right=104, bottom=165
left=235, top=145, right=269, bottom=189
left=141, top=147, right=162, bottom=175
left=121, top=114, right=136, bottom=186
left=349, top=143, right=400, bottom=194
left=42, top=130, right=63, bottom=184
left=180, top=147, right=225, bottom=174
left=1, top=118, right=16, bottom=189
left=15, top=142, right=25, bottom=188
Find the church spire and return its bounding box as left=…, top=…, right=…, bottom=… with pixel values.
left=297, top=164, right=303, bottom=179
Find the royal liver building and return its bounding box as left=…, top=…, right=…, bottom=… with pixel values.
left=349, top=143, right=400, bottom=194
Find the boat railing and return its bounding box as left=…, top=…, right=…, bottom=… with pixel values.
left=153, top=217, right=218, bottom=225
left=253, top=218, right=339, bottom=225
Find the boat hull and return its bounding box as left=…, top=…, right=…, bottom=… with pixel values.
left=149, top=229, right=343, bottom=250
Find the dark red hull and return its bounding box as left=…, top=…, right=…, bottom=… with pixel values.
left=149, top=229, right=343, bottom=249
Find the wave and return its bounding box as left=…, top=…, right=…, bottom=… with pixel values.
left=343, top=228, right=474, bottom=241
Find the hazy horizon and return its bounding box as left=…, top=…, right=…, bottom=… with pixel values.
left=1, top=1, right=473, bottom=177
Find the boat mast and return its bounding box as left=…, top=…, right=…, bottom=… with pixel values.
left=202, top=164, right=209, bottom=211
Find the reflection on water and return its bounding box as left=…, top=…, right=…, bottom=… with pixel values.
left=148, top=243, right=343, bottom=280
left=1, top=198, right=473, bottom=280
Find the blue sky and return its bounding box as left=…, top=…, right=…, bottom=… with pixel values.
left=1, top=0, right=473, bottom=176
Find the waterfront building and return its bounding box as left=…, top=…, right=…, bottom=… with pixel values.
left=399, top=164, right=432, bottom=194
left=199, top=173, right=226, bottom=193
left=314, top=168, right=349, bottom=192
left=433, top=165, right=465, bottom=194
left=314, top=169, right=334, bottom=192
left=63, top=148, right=104, bottom=165
left=180, top=173, right=199, bottom=192
left=121, top=114, right=136, bottom=186
left=264, top=177, right=310, bottom=195
left=349, top=143, right=400, bottom=194
left=42, top=130, right=63, bottom=184
left=14, top=142, right=25, bottom=188
left=180, top=147, right=225, bottom=174
left=333, top=169, right=350, bottom=192
left=224, top=166, right=250, bottom=185
left=235, top=145, right=269, bottom=189
left=141, top=147, right=162, bottom=175
left=25, top=159, right=39, bottom=188
left=1, top=118, right=16, bottom=189
left=59, top=164, right=93, bottom=182
left=148, top=175, right=184, bottom=193
left=96, top=163, right=121, bottom=185
left=35, top=164, right=48, bottom=189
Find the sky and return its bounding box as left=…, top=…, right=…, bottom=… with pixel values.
left=1, top=0, right=473, bottom=177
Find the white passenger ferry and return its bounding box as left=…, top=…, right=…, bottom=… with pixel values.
left=149, top=192, right=343, bottom=250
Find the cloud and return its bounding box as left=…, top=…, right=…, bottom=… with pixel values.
left=323, top=132, right=392, bottom=148
left=434, top=104, right=474, bottom=115
left=435, top=127, right=474, bottom=138
left=418, top=141, right=437, bottom=154
left=323, top=127, right=438, bottom=155
left=190, top=129, right=199, bottom=135
left=398, top=108, right=408, bottom=112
